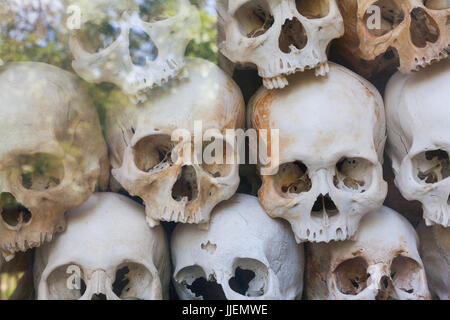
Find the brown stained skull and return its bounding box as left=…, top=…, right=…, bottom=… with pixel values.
left=0, top=62, right=109, bottom=261
left=354, top=0, right=450, bottom=73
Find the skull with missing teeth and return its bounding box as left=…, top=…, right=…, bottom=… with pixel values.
left=172, top=194, right=305, bottom=300
left=248, top=63, right=387, bottom=243
left=305, top=206, right=431, bottom=300
left=352, top=0, right=450, bottom=73
left=385, top=59, right=450, bottom=227
left=218, top=0, right=344, bottom=89
left=67, top=0, right=200, bottom=103
left=0, top=62, right=109, bottom=261
left=106, top=58, right=245, bottom=227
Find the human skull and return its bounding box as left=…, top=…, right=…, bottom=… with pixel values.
left=217, top=0, right=344, bottom=89
left=172, top=194, right=304, bottom=300
left=248, top=62, right=387, bottom=243
left=34, top=192, right=171, bottom=300
left=385, top=59, right=450, bottom=227
left=305, top=206, right=431, bottom=300
left=106, top=58, right=245, bottom=227
left=67, top=0, right=200, bottom=103
left=353, top=0, right=449, bottom=73
left=417, top=222, right=449, bottom=300
left=0, top=62, right=109, bottom=261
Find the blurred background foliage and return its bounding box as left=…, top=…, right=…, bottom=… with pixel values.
left=0, top=0, right=218, bottom=299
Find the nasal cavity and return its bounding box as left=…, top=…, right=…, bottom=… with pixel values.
left=172, top=165, right=199, bottom=202
left=311, top=193, right=339, bottom=217
left=279, top=18, right=307, bottom=53
left=0, top=193, right=32, bottom=228
left=410, top=8, right=440, bottom=48
left=91, top=293, right=107, bottom=300
left=129, top=26, right=158, bottom=66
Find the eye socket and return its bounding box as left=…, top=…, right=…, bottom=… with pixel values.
left=274, top=161, right=312, bottom=196
left=0, top=192, right=32, bottom=228
left=46, top=264, right=86, bottom=300
left=74, top=20, right=122, bottom=54
left=234, top=0, right=274, bottom=38
left=413, top=149, right=450, bottom=184
left=18, top=153, right=64, bottom=191
left=133, top=134, right=174, bottom=173
left=138, top=0, right=181, bottom=22
left=363, top=0, right=405, bottom=37
left=112, top=262, right=153, bottom=300
left=295, top=0, right=330, bottom=19
left=201, top=138, right=234, bottom=178
left=229, top=258, right=268, bottom=297
left=390, top=256, right=421, bottom=294
left=175, top=265, right=226, bottom=300
left=409, top=7, right=440, bottom=48
left=334, top=257, right=369, bottom=295
left=334, top=157, right=373, bottom=193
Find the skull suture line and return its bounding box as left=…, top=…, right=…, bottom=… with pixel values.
left=34, top=193, right=171, bottom=300
left=305, top=206, right=431, bottom=300
left=0, top=62, right=109, bottom=261
left=105, top=58, right=245, bottom=227
left=353, top=0, right=450, bottom=73
left=248, top=63, right=387, bottom=243
left=66, top=0, right=200, bottom=103
left=386, top=59, right=450, bottom=227
left=218, top=0, right=344, bottom=89
left=172, top=194, right=305, bottom=300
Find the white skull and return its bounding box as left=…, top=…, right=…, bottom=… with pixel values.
left=34, top=192, right=171, bottom=300
left=417, top=222, right=449, bottom=300
left=67, top=0, right=200, bottom=103
left=105, top=58, right=245, bottom=227
left=172, top=194, right=304, bottom=300
left=385, top=59, right=450, bottom=227
left=248, top=63, right=387, bottom=243
left=0, top=62, right=109, bottom=261
left=217, top=0, right=344, bottom=89
left=305, top=206, right=431, bottom=300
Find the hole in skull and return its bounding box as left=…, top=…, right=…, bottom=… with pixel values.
left=18, top=153, right=64, bottom=191
left=74, top=20, right=121, bottom=54
left=424, top=0, right=450, bottom=10
left=414, top=149, right=450, bottom=184
left=129, top=26, right=158, bottom=66
left=172, top=165, right=198, bottom=202
left=279, top=18, right=308, bottom=53
left=186, top=277, right=227, bottom=300
left=311, top=194, right=339, bottom=218
left=112, top=266, right=130, bottom=297
left=334, top=157, right=372, bottom=193
left=201, top=138, right=233, bottom=178
left=235, top=0, right=274, bottom=38
left=410, top=8, right=440, bottom=48
left=91, top=293, right=107, bottom=300
left=295, top=0, right=330, bottom=19
left=138, top=0, right=181, bottom=21
left=275, top=161, right=311, bottom=196
left=133, top=134, right=174, bottom=173
left=390, top=255, right=421, bottom=294
left=334, top=257, right=369, bottom=295
left=364, top=0, right=405, bottom=36
left=229, top=268, right=256, bottom=296
left=0, top=193, right=32, bottom=227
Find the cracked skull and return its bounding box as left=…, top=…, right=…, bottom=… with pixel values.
left=305, top=206, right=431, bottom=300
left=106, top=58, right=245, bottom=226
left=217, top=0, right=344, bottom=89
left=248, top=63, right=387, bottom=243
left=354, top=0, right=449, bottom=73
left=66, top=0, right=200, bottom=103
left=386, top=59, right=450, bottom=227
left=34, top=193, right=170, bottom=300
left=171, top=194, right=304, bottom=300
left=0, top=62, right=109, bottom=261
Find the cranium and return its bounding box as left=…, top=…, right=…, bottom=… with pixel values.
left=248, top=62, right=387, bottom=243
left=66, top=0, right=200, bottom=103
left=105, top=58, right=245, bottom=227
left=34, top=192, right=171, bottom=300
left=172, top=194, right=304, bottom=300
left=305, top=206, right=431, bottom=300
left=0, top=62, right=109, bottom=261
left=417, top=221, right=449, bottom=300
left=385, top=59, right=450, bottom=227
left=217, top=0, right=344, bottom=89
left=353, top=0, right=449, bottom=73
